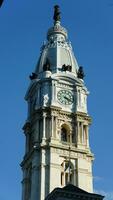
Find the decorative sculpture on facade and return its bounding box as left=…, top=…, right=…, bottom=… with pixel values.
left=77, top=66, right=85, bottom=79
left=43, top=58, right=51, bottom=71
left=43, top=94, right=49, bottom=106
left=29, top=72, right=38, bottom=80
left=62, top=64, right=72, bottom=72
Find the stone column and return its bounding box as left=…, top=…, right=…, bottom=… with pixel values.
left=81, top=122, right=84, bottom=143
left=21, top=171, right=26, bottom=200
left=21, top=169, right=29, bottom=200
left=77, top=122, right=80, bottom=143
left=24, top=123, right=30, bottom=154
left=78, top=90, right=81, bottom=106
left=51, top=81, right=54, bottom=104
left=51, top=115, right=54, bottom=138
left=86, top=126, right=89, bottom=147
left=30, top=165, right=39, bottom=200
left=69, top=130, right=72, bottom=144
left=42, top=113, right=46, bottom=143
left=40, top=149, right=46, bottom=200
left=34, top=120, right=39, bottom=144
left=64, top=172, right=66, bottom=186
left=75, top=124, right=77, bottom=144
left=55, top=116, right=58, bottom=138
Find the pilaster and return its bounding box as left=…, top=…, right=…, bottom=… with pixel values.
left=31, top=165, right=40, bottom=200
left=40, top=148, right=46, bottom=200
left=42, top=113, right=46, bottom=144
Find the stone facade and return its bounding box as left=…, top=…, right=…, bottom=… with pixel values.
left=21, top=6, right=94, bottom=200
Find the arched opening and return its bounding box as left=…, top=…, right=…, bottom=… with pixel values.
left=61, top=127, right=67, bottom=142
left=61, top=161, right=74, bottom=186
left=61, top=124, right=70, bottom=143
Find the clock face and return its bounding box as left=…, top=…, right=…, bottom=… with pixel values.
left=57, top=90, right=74, bottom=105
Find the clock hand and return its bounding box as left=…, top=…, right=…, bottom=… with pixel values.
left=64, top=96, right=70, bottom=101
left=64, top=96, right=73, bottom=103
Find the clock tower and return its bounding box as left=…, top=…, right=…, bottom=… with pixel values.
left=21, top=5, right=94, bottom=200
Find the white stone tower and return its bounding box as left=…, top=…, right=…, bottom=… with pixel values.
left=21, top=5, right=94, bottom=200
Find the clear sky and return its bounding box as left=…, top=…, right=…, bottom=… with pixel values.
left=0, top=1, right=113, bottom=200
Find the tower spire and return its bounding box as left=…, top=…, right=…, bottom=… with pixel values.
left=53, top=5, right=61, bottom=24
left=21, top=6, right=94, bottom=200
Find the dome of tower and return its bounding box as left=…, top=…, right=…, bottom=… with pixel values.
left=35, top=38, right=78, bottom=77
left=35, top=5, right=79, bottom=78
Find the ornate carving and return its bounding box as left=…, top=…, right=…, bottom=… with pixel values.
left=47, top=40, right=72, bottom=50
left=75, top=112, right=91, bottom=121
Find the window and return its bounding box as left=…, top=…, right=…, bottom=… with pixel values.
left=61, top=161, right=74, bottom=186
left=60, top=124, right=71, bottom=143
left=61, top=127, right=67, bottom=142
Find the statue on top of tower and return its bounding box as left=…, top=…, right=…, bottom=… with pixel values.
left=53, top=5, right=61, bottom=23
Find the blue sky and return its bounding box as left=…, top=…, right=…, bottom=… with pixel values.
left=0, top=1, right=113, bottom=200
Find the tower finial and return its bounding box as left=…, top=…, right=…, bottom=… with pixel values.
left=53, top=5, right=61, bottom=24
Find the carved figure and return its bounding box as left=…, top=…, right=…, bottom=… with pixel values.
left=53, top=5, right=61, bottom=22
left=43, top=58, right=51, bottom=71
left=77, top=66, right=85, bottom=79
left=62, top=64, right=72, bottom=72
left=67, top=65, right=72, bottom=72
left=62, top=64, right=67, bottom=71
left=43, top=94, right=49, bottom=106
left=29, top=72, right=38, bottom=80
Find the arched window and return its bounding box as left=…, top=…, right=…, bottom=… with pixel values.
left=61, top=127, right=67, bottom=142
left=60, top=124, right=70, bottom=143
left=61, top=161, right=74, bottom=186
